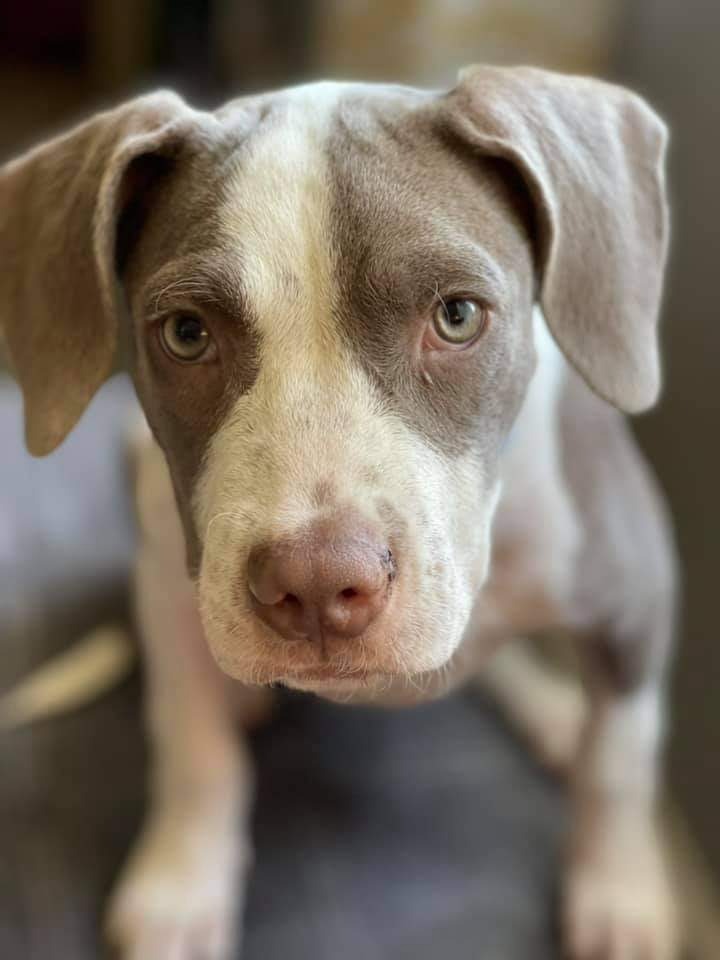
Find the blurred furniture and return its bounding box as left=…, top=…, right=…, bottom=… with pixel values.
left=613, top=0, right=720, bottom=895
left=312, top=0, right=618, bottom=86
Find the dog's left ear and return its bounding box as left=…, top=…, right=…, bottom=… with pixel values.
left=0, top=92, right=212, bottom=456
left=439, top=65, right=669, bottom=413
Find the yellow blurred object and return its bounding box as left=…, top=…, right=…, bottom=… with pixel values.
left=0, top=625, right=135, bottom=730
left=314, top=0, right=620, bottom=85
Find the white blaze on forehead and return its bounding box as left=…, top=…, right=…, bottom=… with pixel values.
left=197, top=80, right=389, bottom=535
left=219, top=82, right=347, bottom=356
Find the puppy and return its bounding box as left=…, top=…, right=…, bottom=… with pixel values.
left=0, top=66, right=676, bottom=959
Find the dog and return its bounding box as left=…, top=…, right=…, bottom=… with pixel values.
left=0, top=65, right=676, bottom=959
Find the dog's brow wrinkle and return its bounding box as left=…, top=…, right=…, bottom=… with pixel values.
left=150, top=278, right=224, bottom=314
left=141, top=255, right=247, bottom=317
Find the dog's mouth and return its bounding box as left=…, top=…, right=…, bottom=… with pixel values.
left=276, top=666, right=394, bottom=687
left=273, top=661, right=460, bottom=704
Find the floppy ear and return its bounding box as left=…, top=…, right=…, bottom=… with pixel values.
left=440, top=65, right=670, bottom=413
left=0, top=91, right=209, bottom=455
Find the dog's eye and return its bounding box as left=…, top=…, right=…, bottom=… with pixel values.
left=431, top=298, right=487, bottom=346
left=160, top=313, right=212, bottom=362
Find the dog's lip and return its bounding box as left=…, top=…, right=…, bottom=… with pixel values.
left=276, top=666, right=393, bottom=684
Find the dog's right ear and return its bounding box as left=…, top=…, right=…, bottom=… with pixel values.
left=0, top=92, right=212, bottom=456
left=437, top=66, right=669, bottom=415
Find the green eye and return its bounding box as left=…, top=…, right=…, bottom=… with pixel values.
left=160, top=313, right=212, bottom=361
left=432, top=298, right=487, bottom=344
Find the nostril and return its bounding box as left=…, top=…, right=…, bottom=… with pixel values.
left=383, top=548, right=397, bottom=583
left=340, top=587, right=359, bottom=600
left=247, top=545, right=287, bottom=606
left=281, top=593, right=302, bottom=608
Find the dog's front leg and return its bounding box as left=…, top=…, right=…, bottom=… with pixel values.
left=481, top=639, right=587, bottom=775
left=564, top=627, right=677, bottom=960
left=106, top=530, right=262, bottom=959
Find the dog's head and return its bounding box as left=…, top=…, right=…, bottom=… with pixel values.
left=0, top=68, right=668, bottom=692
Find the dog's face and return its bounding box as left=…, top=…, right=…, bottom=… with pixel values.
left=125, top=83, right=537, bottom=689
left=0, top=69, right=668, bottom=692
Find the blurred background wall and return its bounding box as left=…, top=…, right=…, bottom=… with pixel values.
left=0, top=0, right=717, bottom=885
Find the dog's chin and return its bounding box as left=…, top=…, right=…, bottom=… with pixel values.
left=212, top=648, right=462, bottom=704
left=278, top=669, right=394, bottom=696
left=276, top=661, right=461, bottom=705
left=204, top=614, right=467, bottom=700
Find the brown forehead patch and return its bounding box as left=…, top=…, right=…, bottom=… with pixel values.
left=120, top=90, right=340, bottom=571
left=326, top=91, right=538, bottom=458
left=120, top=117, right=267, bottom=573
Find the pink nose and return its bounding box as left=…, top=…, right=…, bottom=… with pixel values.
left=247, top=517, right=396, bottom=642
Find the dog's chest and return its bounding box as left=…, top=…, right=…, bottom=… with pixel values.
left=481, top=509, right=579, bottom=636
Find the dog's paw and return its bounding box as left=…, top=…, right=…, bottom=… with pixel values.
left=105, top=818, right=246, bottom=960
left=563, top=824, right=679, bottom=960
